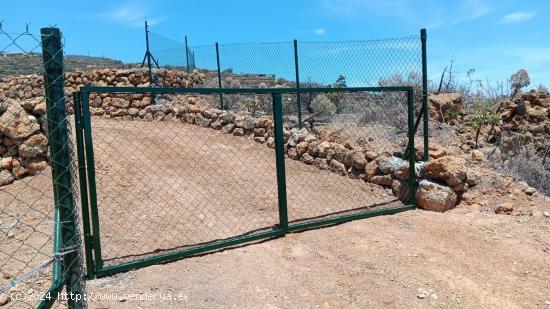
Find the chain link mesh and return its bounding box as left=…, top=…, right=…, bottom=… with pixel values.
left=0, top=23, right=85, bottom=308
left=85, top=93, right=280, bottom=267
left=151, top=34, right=426, bottom=156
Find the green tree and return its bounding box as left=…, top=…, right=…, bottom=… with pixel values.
left=333, top=75, right=347, bottom=88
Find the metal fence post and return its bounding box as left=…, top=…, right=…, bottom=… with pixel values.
left=215, top=42, right=224, bottom=109
left=272, top=93, right=288, bottom=234
left=73, top=92, right=94, bottom=279
left=41, top=27, right=84, bottom=308
left=421, top=28, right=429, bottom=161
left=407, top=89, right=417, bottom=207
left=145, top=21, right=153, bottom=86
left=185, top=35, right=190, bottom=73
left=293, top=39, right=302, bottom=128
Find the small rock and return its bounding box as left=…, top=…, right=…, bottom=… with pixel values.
left=524, top=187, right=536, bottom=196
left=0, top=294, right=11, bottom=306
left=0, top=157, right=12, bottom=170
left=301, top=153, right=315, bottom=165
left=232, top=127, right=245, bottom=136
left=471, top=149, right=485, bottom=162
left=18, top=133, right=48, bottom=158
left=221, top=123, right=235, bottom=134
left=0, top=170, right=15, bottom=186
left=296, top=141, right=309, bottom=156
left=266, top=137, right=275, bottom=148
left=465, top=170, right=481, bottom=186
left=210, top=120, right=223, bottom=130
left=329, top=159, right=347, bottom=176
left=253, top=136, right=266, bottom=143
left=344, top=151, right=367, bottom=170
left=495, top=202, right=514, bottom=214
left=543, top=211, right=550, bottom=218
left=417, top=293, right=426, bottom=299
left=428, top=145, right=447, bottom=159
left=370, top=175, right=393, bottom=186
left=287, top=147, right=299, bottom=160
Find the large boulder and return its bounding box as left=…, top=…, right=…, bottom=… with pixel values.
left=421, top=156, right=466, bottom=187
left=416, top=179, right=457, bottom=212
left=0, top=102, right=40, bottom=139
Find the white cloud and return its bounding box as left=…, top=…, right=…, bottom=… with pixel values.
left=314, top=28, right=326, bottom=35
left=500, top=11, right=537, bottom=24
left=100, top=4, right=166, bottom=27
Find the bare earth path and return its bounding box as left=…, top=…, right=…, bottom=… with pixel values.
left=87, top=208, right=549, bottom=308
left=81, top=118, right=550, bottom=309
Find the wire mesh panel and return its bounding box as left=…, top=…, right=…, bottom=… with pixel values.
left=0, top=24, right=84, bottom=308
left=76, top=86, right=415, bottom=276
left=79, top=92, right=282, bottom=273
left=283, top=90, right=413, bottom=224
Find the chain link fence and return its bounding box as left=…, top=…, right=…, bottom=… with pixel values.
left=75, top=85, right=416, bottom=277
left=149, top=30, right=428, bottom=159
left=0, top=23, right=84, bottom=308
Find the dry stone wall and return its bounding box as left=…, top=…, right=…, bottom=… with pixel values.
left=0, top=69, right=471, bottom=211
left=0, top=68, right=202, bottom=187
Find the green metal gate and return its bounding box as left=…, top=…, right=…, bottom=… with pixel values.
left=74, top=86, right=417, bottom=278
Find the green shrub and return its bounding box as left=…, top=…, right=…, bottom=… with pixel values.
left=311, top=94, right=336, bottom=116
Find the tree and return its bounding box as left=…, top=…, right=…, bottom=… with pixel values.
left=509, top=69, right=530, bottom=99
left=333, top=75, right=347, bottom=88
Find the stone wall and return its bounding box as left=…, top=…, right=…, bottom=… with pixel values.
left=0, top=69, right=471, bottom=211
left=0, top=68, right=203, bottom=186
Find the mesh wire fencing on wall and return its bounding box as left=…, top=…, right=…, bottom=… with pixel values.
left=0, top=23, right=84, bottom=308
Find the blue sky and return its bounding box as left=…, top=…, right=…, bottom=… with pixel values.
left=1, top=0, right=549, bottom=87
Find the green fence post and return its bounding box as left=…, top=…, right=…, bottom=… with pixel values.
left=421, top=28, right=429, bottom=161
left=144, top=21, right=154, bottom=86
left=185, top=35, right=190, bottom=73
left=41, top=27, right=84, bottom=308
left=272, top=93, right=288, bottom=233
left=80, top=91, right=104, bottom=273
left=293, top=39, right=302, bottom=128
left=73, top=92, right=94, bottom=279
left=215, top=42, right=224, bottom=109
left=407, top=89, right=417, bottom=207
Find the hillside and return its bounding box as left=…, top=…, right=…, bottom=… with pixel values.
left=0, top=53, right=135, bottom=78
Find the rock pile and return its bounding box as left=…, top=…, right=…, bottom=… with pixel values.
left=498, top=90, right=550, bottom=152
left=91, top=94, right=470, bottom=211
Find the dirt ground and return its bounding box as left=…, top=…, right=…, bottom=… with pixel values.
left=2, top=117, right=549, bottom=308
left=87, top=117, right=399, bottom=266
left=82, top=118, right=549, bottom=308
left=86, top=208, right=550, bottom=308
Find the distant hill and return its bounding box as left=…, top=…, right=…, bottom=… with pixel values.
left=0, top=53, right=138, bottom=78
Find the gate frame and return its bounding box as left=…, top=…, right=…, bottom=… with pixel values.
left=74, top=86, right=417, bottom=278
